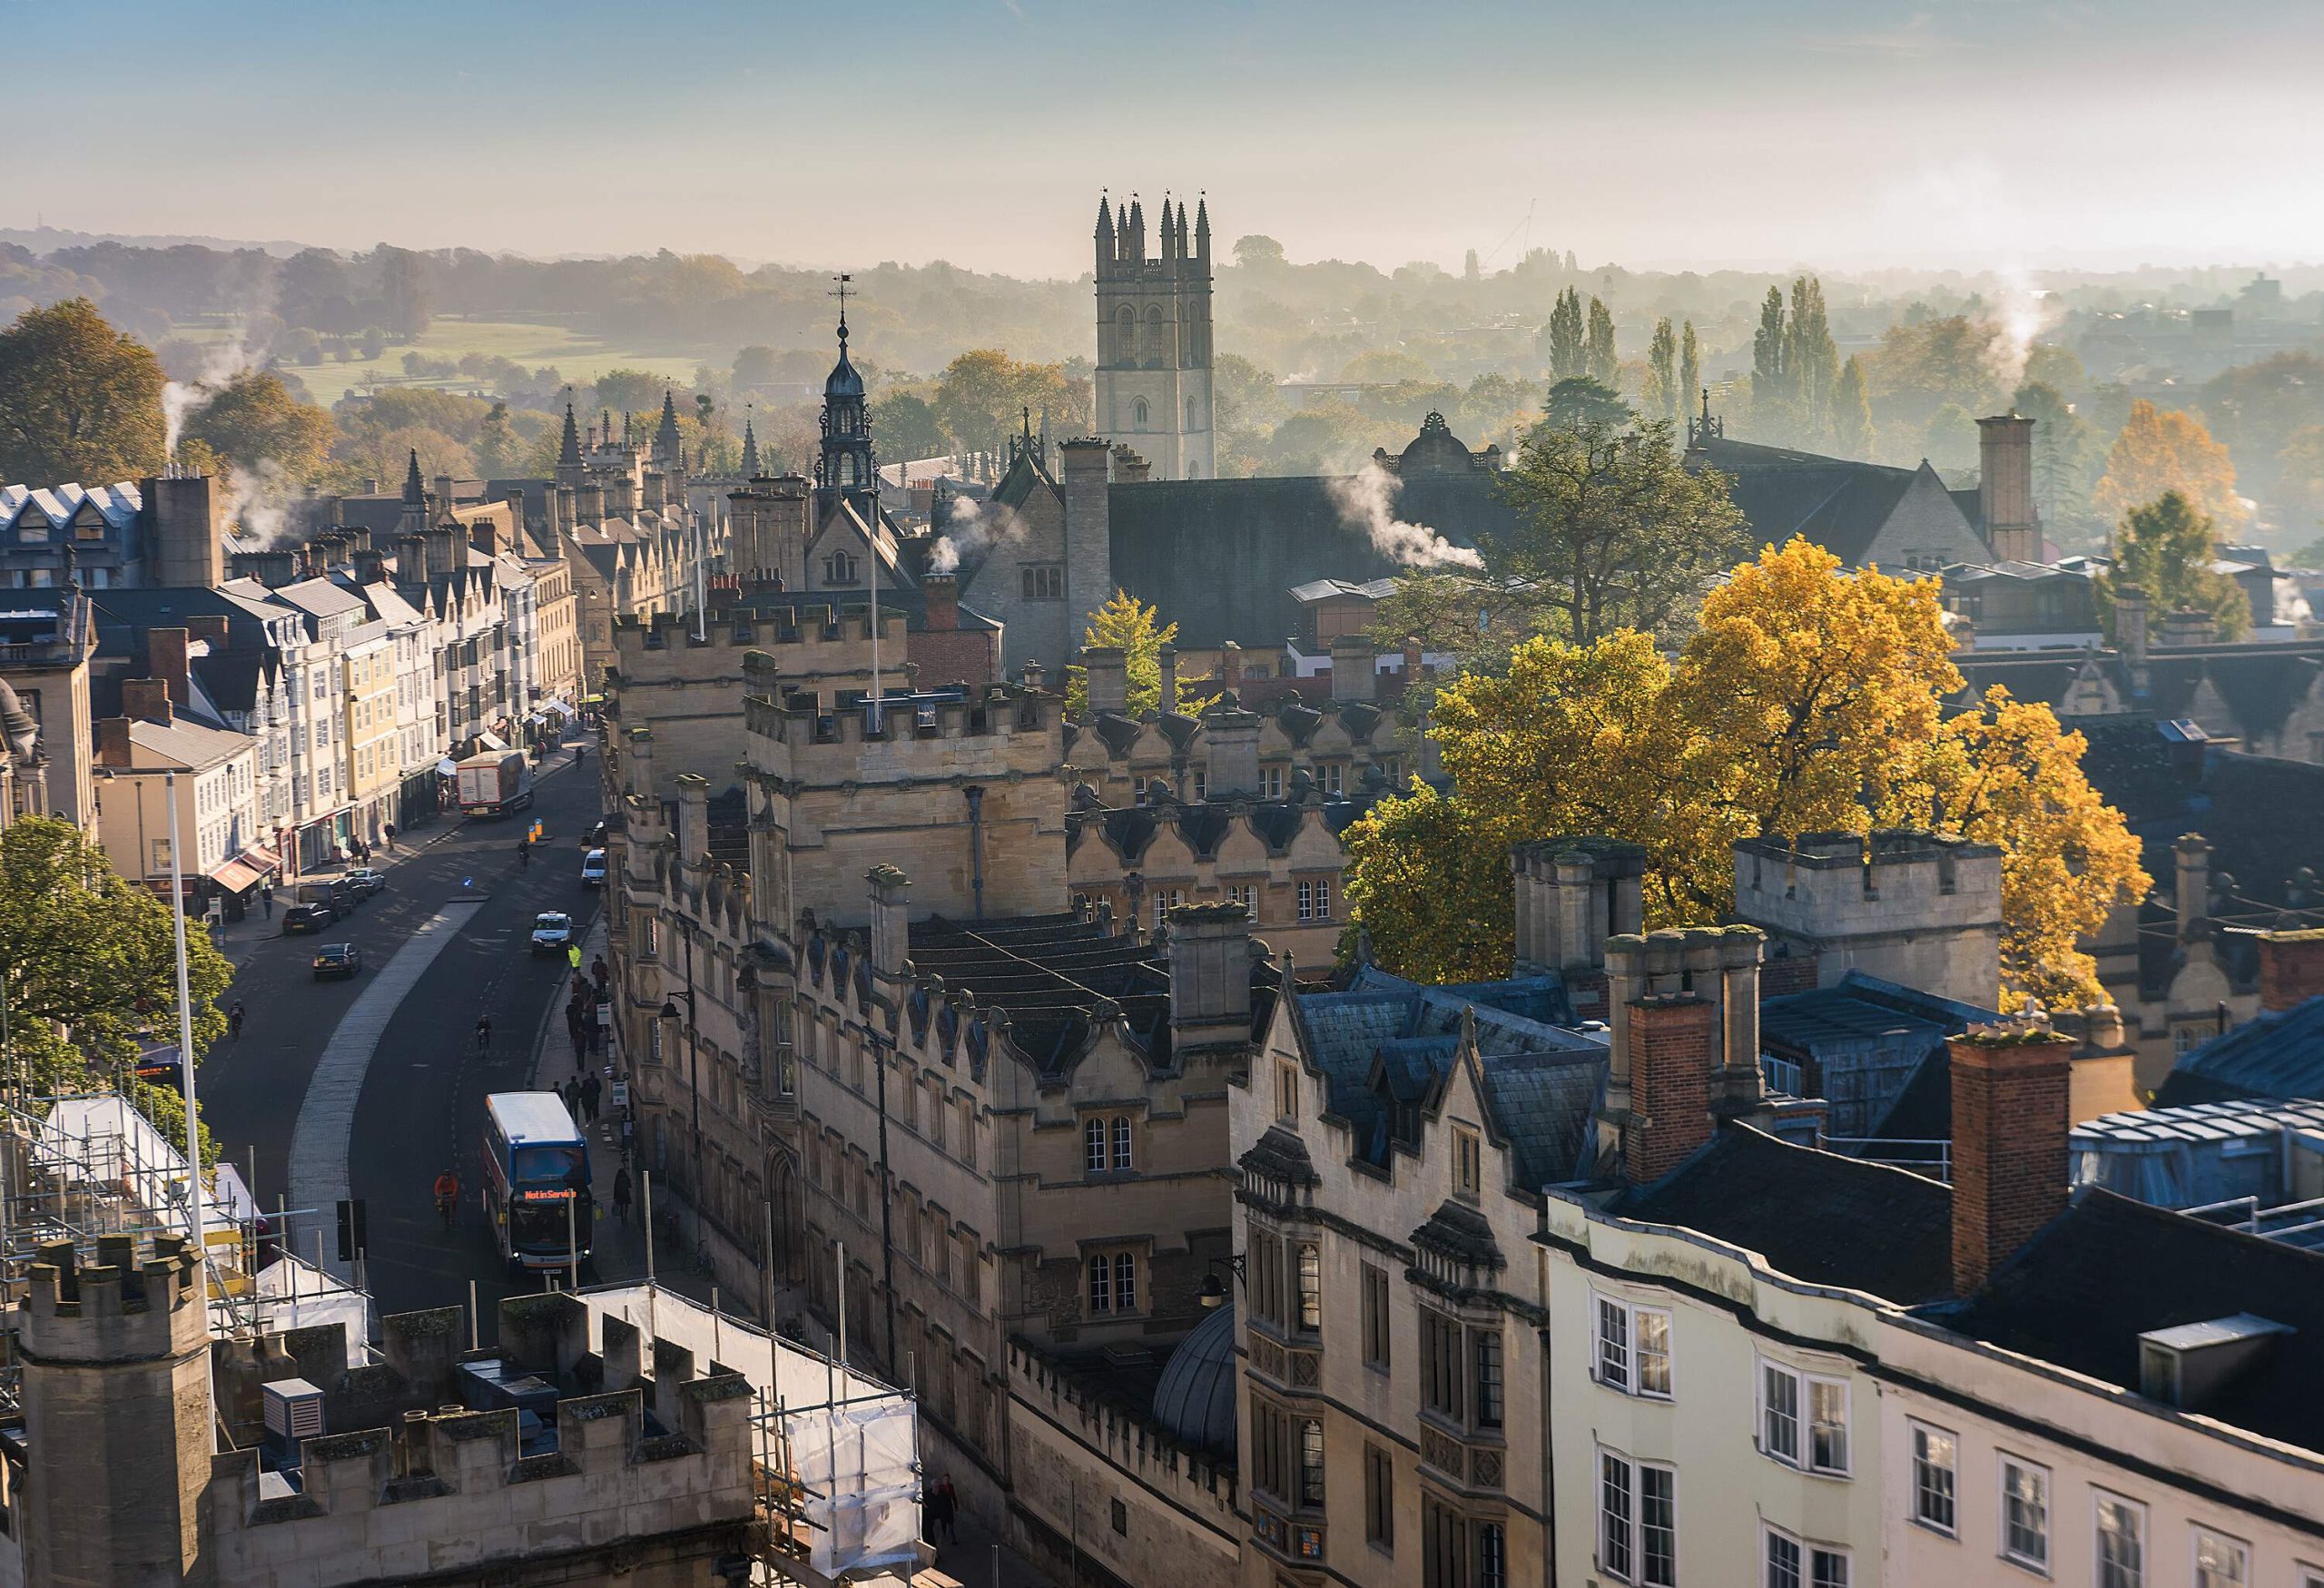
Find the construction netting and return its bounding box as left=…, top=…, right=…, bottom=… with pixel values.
left=580, top=1283, right=921, bottom=1580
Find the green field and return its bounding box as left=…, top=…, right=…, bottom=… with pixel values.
left=174, top=316, right=707, bottom=408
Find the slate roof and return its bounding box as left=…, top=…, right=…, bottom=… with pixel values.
left=1933, top=1188, right=2324, bottom=1455
left=1065, top=792, right=1374, bottom=864
left=1610, top=1124, right=1954, bottom=1305
left=1760, top=972, right=1998, bottom=1140
left=1689, top=437, right=1969, bottom=567
left=1108, top=469, right=1519, bottom=650
left=2156, top=995, right=2324, bottom=1108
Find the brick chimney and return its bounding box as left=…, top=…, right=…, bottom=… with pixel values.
left=121, top=678, right=173, bottom=725
left=2258, top=929, right=2324, bottom=1011
left=1201, top=705, right=1263, bottom=797
left=146, top=627, right=192, bottom=706
left=921, top=573, right=960, bottom=632
left=1082, top=646, right=1129, bottom=715
left=1948, top=1024, right=2073, bottom=1296
left=1626, top=994, right=1718, bottom=1183
left=186, top=615, right=230, bottom=649
left=1168, top=900, right=1256, bottom=1049
left=1976, top=414, right=2041, bottom=562
left=95, top=715, right=132, bottom=767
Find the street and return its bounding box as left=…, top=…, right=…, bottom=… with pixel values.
left=198, top=748, right=606, bottom=1319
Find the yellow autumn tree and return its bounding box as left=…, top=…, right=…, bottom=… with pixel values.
left=1343, top=538, right=2147, bottom=1007
left=2093, top=399, right=2245, bottom=529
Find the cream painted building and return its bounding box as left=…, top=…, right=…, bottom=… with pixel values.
left=340, top=626, right=397, bottom=841
left=91, top=687, right=264, bottom=897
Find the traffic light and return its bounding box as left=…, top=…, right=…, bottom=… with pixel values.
left=335, top=1198, right=368, bottom=1263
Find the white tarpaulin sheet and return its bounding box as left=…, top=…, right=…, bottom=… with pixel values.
left=244, top=1253, right=370, bottom=1347
left=33, top=1094, right=244, bottom=1241
left=579, top=1283, right=921, bottom=1579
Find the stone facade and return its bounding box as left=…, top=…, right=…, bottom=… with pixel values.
left=1734, top=831, right=2004, bottom=1010
left=1093, top=195, right=1215, bottom=482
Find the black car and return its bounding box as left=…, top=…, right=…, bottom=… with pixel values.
left=282, top=900, right=335, bottom=932
left=312, top=943, right=363, bottom=981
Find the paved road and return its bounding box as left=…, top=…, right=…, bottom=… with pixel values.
left=198, top=751, right=607, bottom=1319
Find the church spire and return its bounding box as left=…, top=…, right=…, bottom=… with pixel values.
left=1196, top=194, right=1212, bottom=270
left=557, top=402, right=580, bottom=466
left=741, top=409, right=761, bottom=478
left=1095, top=192, right=1116, bottom=274
left=402, top=447, right=424, bottom=506
left=654, top=386, right=682, bottom=469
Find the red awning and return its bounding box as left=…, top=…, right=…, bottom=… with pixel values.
left=244, top=843, right=282, bottom=875
left=209, top=856, right=265, bottom=894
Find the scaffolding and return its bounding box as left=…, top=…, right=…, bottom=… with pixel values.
left=577, top=1283, right=921, bottom=1583
left=0, top=1090, right=372, bottom=1412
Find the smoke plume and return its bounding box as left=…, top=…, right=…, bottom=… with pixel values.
left=1327, top=464, right=1483, bottom=569
left=927, top=495, right=1021, bottom=578
left=162, top=318, right=300, bottom=547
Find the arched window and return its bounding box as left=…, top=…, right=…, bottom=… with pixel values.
left=1145, top=304, right=1166, bottom=358
left=1186, top=395, right=1200, bottom=431
left=1111, top=1116, right=1133, bottom=1170
left=1088, top=1253, right=1112, bottom=1312
left=1116, top=305, right=1136, bottom=362
left=1084, top=1118, right=1108, bottom=1173
left=1133, top=397, right=1149, bottom=430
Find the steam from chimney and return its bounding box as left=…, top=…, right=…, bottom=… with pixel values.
left=159, top=315, right=300, bottom=547
left=1327, top=463, right=1483, bottom=569
left=927, top=495, right=1021, bottom=578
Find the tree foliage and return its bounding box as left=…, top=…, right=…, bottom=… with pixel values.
left=1345, top=539, right=2147, bottom=1006
left=1833, top=355, right=1874, bottom=458
left=1644, top=318, right=1678, bottom=420
left=1678, top=321, right=1700, bottom=421
left=2093, top=399, right=2245, bottom=529
left=2095, top=490, right=2250, bottom=641
left=0, top=299, right=168, bottom=484
left=181, top=370, right=336, bottom=484
left=1584, top=297, right=1618, bottom=387
left=1544, top=288, right=1584, bottom=380
left=1065, top=590, right=1180, bottom=716
left=0, top=817, right=231, bottom=1102
left=1338, top=783, right=1514, bottom=983
left=933, top=349, right=1092, bottom=457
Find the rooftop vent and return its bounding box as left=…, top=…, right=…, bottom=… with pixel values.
left=2137, top=1314, right=2292, bottom=1410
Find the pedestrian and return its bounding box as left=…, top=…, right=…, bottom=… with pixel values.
left=260, top=883, right=273, bottom=920
left=612, top=1166, right=632, bottom=1224
left=475, top=1013, right=491, bottom=1055
left=931, top=1475, right=958, bottom=1544
left=591, top=955, right=608, bottom=995
left=566, top=943, right=582, bottom=973
left=581, top=1071, right=601, bottom=1123
left=228, top=1001, right=246, bottom=1041
left=570, top=1024, right=587, bottom=1066
left=562, top=1076, right=583, bottom=1119
left=383, top=823, right=397, bottom=852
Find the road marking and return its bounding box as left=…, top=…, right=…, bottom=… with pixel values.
left=287, top=902, right=483, bottom=1280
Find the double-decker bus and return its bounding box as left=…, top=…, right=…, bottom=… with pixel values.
left=481, top=1091, right=593, bottom=1272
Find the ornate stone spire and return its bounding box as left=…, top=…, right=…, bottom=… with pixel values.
left=557, top=401, right=581, bottom=468
left=740, top=409, right=761, bottom=478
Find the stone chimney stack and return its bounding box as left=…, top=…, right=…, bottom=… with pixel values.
left=95, top=715, right=132, bottom=767
left=2113, top=583, right=2148, bottom=664
left=577, top=484, right=606, bottom=527
left=676, top=774, right=708, bottom=872
left=1977, top=413, right=2041, bottom=562
left=2175, top=833, right=2212, bottom=942
left=1058, top=438, right=1114, bottom=653
left=1167, top=900, right=1257, bottom=1049
left=868, top=864, right=911, bottom=979
left=1201, top=705, right=1263, bottom=797
left=1511, top=837, right=1646, bottom=976
left=1948, top=1022, right=2073, bottom=1295
left=551, top=486, right=576, bottom=538
left=1218, top=640, right=1243, bottom=692
left=2257, top=929, right=2324, bottom=1012
left=1329, top=636, right=1377, bottom=703
left=1082, top=646, right=1129, bottom=716
left=1157, top=644, right=1179, bottom=714
left=143, top=473, right=227, bottom=588
left=2160, top=607, right=2217, bottom=647
left=626, top=727, right=656, bottom=801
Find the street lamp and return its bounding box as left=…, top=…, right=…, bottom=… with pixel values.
left=657, top=912, right=706, bottom=1252
left=1196, top=1253, right=1246, bottom=1311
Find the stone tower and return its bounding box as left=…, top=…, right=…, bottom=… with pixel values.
left=18, top=1234, right=215, bottom=1586
left=1093, top=192, right=1215, bottom=480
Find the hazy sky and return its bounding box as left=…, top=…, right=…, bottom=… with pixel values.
left=8, top=0, right=2322, bottom=276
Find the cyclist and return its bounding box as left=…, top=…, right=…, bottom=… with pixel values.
left=474, top=1013, right=492, bottom=1055
left=228, top=1001, right=246, bottom=1041
left=432, top=1169, right=460, bottom=1232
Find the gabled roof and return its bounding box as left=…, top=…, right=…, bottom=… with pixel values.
left=1933, top=1187, right=2324, bottom=1455
left=1610, top=1124, right=1954, bottom=1305
left=2157, top=995, right=2324, bottom=1108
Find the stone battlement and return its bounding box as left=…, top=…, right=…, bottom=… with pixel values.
left=19, top=1233, right=206, bottom=1362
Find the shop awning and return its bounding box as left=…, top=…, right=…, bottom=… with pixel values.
left=437, top=757, right=459, bottom=776
left=244, top=843, right=282, bottom=876
left=475, top=731, right=508, bottom=753
left=209, top=854, right=266, bottom=893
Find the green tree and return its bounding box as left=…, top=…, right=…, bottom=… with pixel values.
left=1065, top=590, right=1180, bottom=715
left=181, top=370, right=335, bottom=483
left=1833, top=355, right=1874, bottom=458
left=1337, top=783, right=1513, bottom=981
left=1925, top=402, right=1980, bottom=471
left=1679, top=321, right=1700, bottom=422
left=375, top=245, right=432, bottom=340
left=1752, top=285, right=1791, bottom=428
left=0, top=299, right=167, bottom=484
left=590, top=369, right=665, bottom=416
left=732, top=345, right=781, bottom=388
left=1544, top=288, right=1585, bottom=380
left=2013, top=380, right=2104, bottom=545
left=1232, top=235, right=1287, bottom=271
left=1541, top=377, right=1630, bottom=432
left=1785, top=276, right=1839, bottom=442
left=2095, top=491, right=2250, bottom=641
left=1584, top=297, right=1618, bottom=387
left=872, top=392, right=949, bottom=461
left=1454, top=371, right=1533, bottom=449
left=1645, top=317, right=1679, bottom=420
left=0, top=817, right=231, bottom=1100
left=474, top=399, right=518, bottom=475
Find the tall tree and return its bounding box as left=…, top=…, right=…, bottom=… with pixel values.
left=1678, top=321, right=1701, bottom=425
left=1645, top=318, right=1679, bottom=420
left=1833, top=355, right=1874, bottom=458
left=1541, top=377, right=1631, bottom=431
left=1784, top=276, right=1839, bottom=442
left=376, top=245, right=433, bottom=340
left=1345, top=539, right=2147, bottom=1004
left=0, top=299, right=167, bottom=484
left=2093, top=399, right=2246, bottom=529
left=1584, top=297, right=1619, bottom=387
left=1544, top=288, right=1585, bottom=380
left=1752, top=285, right=1790, bottom=425
left=2094, top=490, right=2250, bottom=641
left=181, top=370, right=335, bottom=484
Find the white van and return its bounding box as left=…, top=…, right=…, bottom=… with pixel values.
left=580, top=848, right=606, bottom=888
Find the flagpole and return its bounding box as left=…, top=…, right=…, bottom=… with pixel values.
left=163, top=771, right=217, bottom=1450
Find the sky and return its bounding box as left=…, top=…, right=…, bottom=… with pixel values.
left=7, top=0, right=2323, bottom=277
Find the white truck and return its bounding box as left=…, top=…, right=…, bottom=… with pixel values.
left=455, top=750, right=534, bottom=817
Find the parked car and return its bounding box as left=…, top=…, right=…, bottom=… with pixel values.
left=282, top=880, right=350, bottom=932
left=580, top=848, right=607, bottom=888
left=311, top=943, right=364, bottom=981
left=529, top=912, right=575, bottom=956
left=341, top=867, right=388, bottom=899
